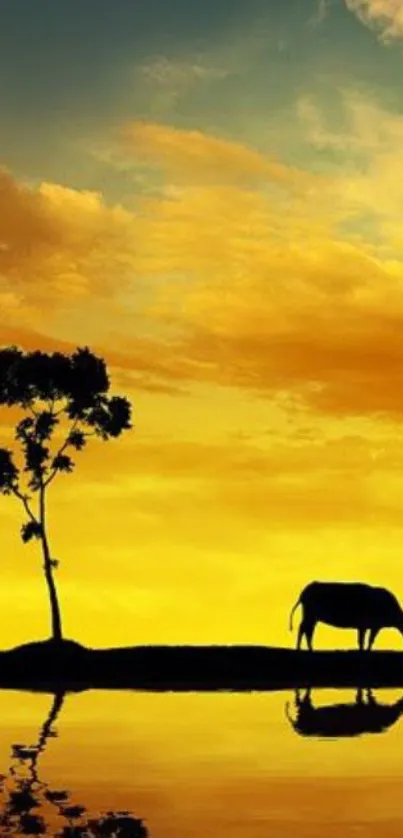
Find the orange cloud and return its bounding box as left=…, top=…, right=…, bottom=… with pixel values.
left=122, top=121, right=311, bottom=189
left=346, top=0, right=403, bottom=40
left=116, top=116, right=403, bottom=417
left=120, top=195, right=403, bottom=416
left=4, top=117, right=403, bottom=421
left=0, top=169, right=138, bottom=333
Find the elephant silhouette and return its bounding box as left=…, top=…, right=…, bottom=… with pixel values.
left=289, top=581, right=403, bottom=650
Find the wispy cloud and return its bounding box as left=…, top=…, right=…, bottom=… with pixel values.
left=140, top=56, right=229, bottom=86
left=309, top=0, right=332, bottom=28
left=135, top=55, right=230, bottom=111
left=122, top=121, right=312, bottom=189
left=298, top=89, right=403, bottom=226
left=298, top=89, right=403, bottom=154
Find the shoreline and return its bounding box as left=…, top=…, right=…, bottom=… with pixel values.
left=1, top=640, right=403, bottom=693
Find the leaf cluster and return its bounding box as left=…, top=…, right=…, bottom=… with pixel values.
left=0, top=345, right=133, bottom=535
left=0, top=346, right=108, bottom=407
left=0, top=449, right=18, bottom=495
left=21, top=520, right=43, bottom=543
left=0, top=345, right=131, bottom=428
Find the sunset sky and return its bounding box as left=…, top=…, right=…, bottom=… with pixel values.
left=2, top=0, right=403, bottom=649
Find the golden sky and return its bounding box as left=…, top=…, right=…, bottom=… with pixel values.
left=3, top=0, right=403, bottom=648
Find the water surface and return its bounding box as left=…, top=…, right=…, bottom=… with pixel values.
left=0, top=688, right=402, bottom=836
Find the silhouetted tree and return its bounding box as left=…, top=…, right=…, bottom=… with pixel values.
left=0, top=346, right=132, bottom=642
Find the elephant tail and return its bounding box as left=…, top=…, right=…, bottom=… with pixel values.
left=289, top=597, right=302, bottom=632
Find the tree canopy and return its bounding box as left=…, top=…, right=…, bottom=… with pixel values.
left=0, top=346, right=131, bottom=500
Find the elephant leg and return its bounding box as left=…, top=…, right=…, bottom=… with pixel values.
left=297, top=615, right=316, bottom=651
left=295, top=687, right=311, bottom=707
left=297, top=621, right=309, bottom=650
left=296, top=605, right=307, bottom=650
left=303, top=620, right=315, bottom=652
left=368, top=627, right=379, bottom=651
left=296, top=623, right=304, bottom=651
left=357, top=627, right=366, bottom=651
left=295, top=688, right=303, bottom=706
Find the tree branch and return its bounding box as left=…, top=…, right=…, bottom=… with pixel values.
left=44, top=419, right=79, bottom=488
left=26, top=403, right=39, bottom=419
left=11, top=486, right=38, bottom=524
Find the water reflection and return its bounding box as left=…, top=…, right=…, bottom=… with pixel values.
left=0, top=691, right=148, bottom=837
left=1, top=686, right=403, bottom=837
left=286, top=687, right=403, bottom=739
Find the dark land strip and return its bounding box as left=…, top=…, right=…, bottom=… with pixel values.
left=0, top=640, right=403, bottom=693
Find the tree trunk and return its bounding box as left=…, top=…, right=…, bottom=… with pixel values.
left=39, top=488, right=63, bottom=642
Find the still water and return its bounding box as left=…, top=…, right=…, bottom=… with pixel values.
left=0, top=687, right=402, bottom=836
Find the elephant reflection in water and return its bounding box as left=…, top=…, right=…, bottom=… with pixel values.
left=286, top=687, right=403, bottom=738
left=0, top=691, right=148, bottom=836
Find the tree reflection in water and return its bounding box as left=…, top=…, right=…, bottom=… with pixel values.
left=0, top=691, right=148, bottom=837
